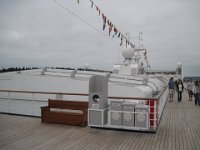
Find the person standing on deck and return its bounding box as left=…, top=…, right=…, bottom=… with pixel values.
left=187, top=79, right=193, bottom=101
left=168, top=77, right=175, bottom=101
left=193, top=81, right=200, bottom=105
left=176, top=79, right=184, bottom=102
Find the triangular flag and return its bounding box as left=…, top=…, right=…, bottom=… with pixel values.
left=107, top=19, right=110, bottom=26
left=112, top=27, right=118, bottom=38
left=109, top=23, right=113, bottom=36
left=144, top=51, right=147, bottom=59
left=95, top=5, right=100, bottom=15
left=120, top=37, right=123, bottom=46
left=118, top=32, right=121, bottom=38
left=102, top=14, right=106, bottom=30
left=90, top=0, right=93, bottom=8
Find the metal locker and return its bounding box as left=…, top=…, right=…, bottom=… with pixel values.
left=88, top=109, right=107, bottom=126
left=135, top=105, right=149, bottom=129
left=88, top=75, right=109, bottom=127
left=122, top=103, right=135, bottom=127
left=109, top=100, right=124, bottom=127
left=89, top=75, right=109, bottom=109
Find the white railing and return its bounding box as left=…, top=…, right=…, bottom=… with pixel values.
left=0, top=90, right=88, bottom=117
left=0, top=87, right=168, bottom=132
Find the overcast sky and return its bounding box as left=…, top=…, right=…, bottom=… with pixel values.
left=0, top=0, right=200, bottom=76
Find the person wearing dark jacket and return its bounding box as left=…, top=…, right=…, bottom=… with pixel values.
left=187, top=79, right=193, bottom=101
left=168, top=77, right=175, bottom=101
left=193, top=81, right=200, bottom=105
left=176, top=79, right=184, bottom=102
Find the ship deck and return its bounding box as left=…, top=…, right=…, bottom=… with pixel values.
left=0, top=91, right=200, bottom=150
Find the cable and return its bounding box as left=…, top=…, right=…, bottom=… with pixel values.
left=52, top=0, right=119, bottom=46
left=52, top=0, right=151, bottom=70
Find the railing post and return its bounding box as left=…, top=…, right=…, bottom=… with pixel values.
left=32, top=92, right=35, bottom=116
left=8, top=91, right=11, bottom=113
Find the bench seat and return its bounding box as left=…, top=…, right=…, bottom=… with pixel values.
left=41, top=99, right=88, bottom=127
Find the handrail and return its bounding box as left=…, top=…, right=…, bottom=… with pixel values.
left=156, top=87, right=168, bottom=99
left=108, top=96, right=157, bottom=101
left=0, top=88, right=168, bottom=101
left=0, top=89, right=88, bottom=96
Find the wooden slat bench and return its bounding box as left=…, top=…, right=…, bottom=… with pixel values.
left=41, top=99, right=88, bottom=127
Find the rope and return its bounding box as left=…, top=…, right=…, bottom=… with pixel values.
left=52, top=0, right=119, bottom=46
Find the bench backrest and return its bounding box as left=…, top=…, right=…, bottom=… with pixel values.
left=48, top=99, right=88, bottom=110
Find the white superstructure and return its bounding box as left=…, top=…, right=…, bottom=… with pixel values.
left=0, top=45, right=182, bottom=132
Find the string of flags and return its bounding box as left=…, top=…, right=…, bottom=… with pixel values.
left=77, top=0, right=135, bottom=49
left=54, top=0, right=150, bottom=68
left=143, top=50, right=151, bottom=69
left=144, top=50, right=147, bottom=60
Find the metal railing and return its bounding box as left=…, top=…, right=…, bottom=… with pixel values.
left=0, top=87, right=168, bottom=131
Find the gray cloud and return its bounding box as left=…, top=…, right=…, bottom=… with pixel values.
left=0, top=0, right=200, bottom=76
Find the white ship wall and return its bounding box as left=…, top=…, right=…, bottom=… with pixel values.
left=0, top=72, right=88, bottom=94
left=0, top=70, right=90, bottom=116
left=108, top=83, right=153, bottom=98
left=0, top=69, right=167, bottom=117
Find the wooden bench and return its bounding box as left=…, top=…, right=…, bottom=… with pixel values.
left=41, top=99, right=88, bottom=127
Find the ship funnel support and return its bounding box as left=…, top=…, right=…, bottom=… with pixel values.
left=89, top=75, right=109, bottom=109
left=88, top=75, right=109, bottom=126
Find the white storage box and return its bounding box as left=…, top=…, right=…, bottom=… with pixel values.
left=88, top=108, right=108, bottom=127
left=123, top=103, right=135, bottom=127
left=135, top=105, right=149, bottom=129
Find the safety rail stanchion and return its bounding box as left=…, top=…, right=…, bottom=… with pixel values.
left=147, top=99, right=157, bottom=130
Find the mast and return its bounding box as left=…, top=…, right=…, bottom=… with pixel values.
left=138, top=32, right=143, bottom=49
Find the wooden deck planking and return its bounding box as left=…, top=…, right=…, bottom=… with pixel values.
left=0, top=91, right=200, bottom=150
left=158, top=106, right=170, bottom=150
left=180, top=99, right=191, bottom=150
